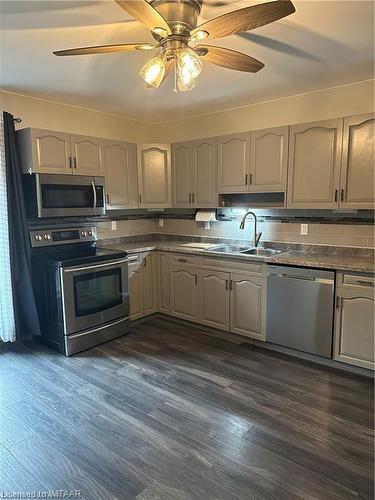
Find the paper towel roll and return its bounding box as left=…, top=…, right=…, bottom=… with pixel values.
left=195, top=209, right=217, bottom=222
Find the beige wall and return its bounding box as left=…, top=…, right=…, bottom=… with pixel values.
left=0, top=91, right=153, bottom=143
left=150, top=80, right=375, bottom=142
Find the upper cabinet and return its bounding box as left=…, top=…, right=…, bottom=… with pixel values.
left=250, top=126, right=289, bottom=193
left=340, top=113, right=374, bottom=209
left=70, top=134, right=103, bottom=176
left=103, top=140, right=138, bottom=210
left=217, top=132, right=250, bottom=193
left=18, top=128, right=103, bottom=176
left=172, top=137, right=217, bottom=208
left=18, top=128, right=72, bottom=174
left=138, top=144, right=171, bottom=208
left=287, top=119, right=343, bottom=209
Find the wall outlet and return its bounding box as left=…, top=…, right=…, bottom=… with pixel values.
left=158, top=218, right=164, bottom=228
left=300, top=224, right=308, bottom=235
left=111, top=221, right=117, bottom=231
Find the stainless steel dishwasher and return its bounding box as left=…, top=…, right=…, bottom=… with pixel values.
left=267, top=265, right=335, bottom=358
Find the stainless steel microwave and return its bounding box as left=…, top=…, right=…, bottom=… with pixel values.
left=23, top=173, right=105, bottom=218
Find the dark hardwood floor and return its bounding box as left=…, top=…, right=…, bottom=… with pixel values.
left=1, top=316, right=374, bottom=499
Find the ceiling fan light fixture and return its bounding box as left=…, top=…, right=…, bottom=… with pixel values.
left=140, top=53, right=167, bottom=87
left=190, top=30, right=209, bottom=41
left=176, top=46, right=203, bottom=81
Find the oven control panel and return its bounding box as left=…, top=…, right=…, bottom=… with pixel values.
left=30, top=226, right=97, bottom=247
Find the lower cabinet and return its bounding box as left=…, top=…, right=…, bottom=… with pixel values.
left=199, top=270, right=230, bottom=331
left=334, top=274, right=374, bottom=370
left=128, top=252, right=157, bottom=320
left=230, top=274, right=266, bottom=341
left=170, top=265, right=200, bottom=322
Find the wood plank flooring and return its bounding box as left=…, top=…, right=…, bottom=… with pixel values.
left=0, top=315, right=374, bottom=499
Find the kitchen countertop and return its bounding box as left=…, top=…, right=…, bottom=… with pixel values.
left=99, top=239, right=374, bottom=274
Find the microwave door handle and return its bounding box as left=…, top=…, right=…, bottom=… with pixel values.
left=91, top=181, right=97, bottom=208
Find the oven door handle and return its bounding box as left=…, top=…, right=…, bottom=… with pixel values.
left=91, top=181, right=97, bottom=209
left=63, top=258, right=128, bottom=274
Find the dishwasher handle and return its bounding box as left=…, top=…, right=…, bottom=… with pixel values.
left=268, top=271, right=334, bottom=285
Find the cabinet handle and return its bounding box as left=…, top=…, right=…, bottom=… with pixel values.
left=139, top=194, right=142, bottom=204
left=68, top=156, right=73, bottom=169
left=192, top=193, right=195, bottom=204
left=249, top=174, right=253, bottom=186
left=225, top=280, right=229, bottom=290
left=73, top=157, right=77, bottom=169
left=144, top=258, right=147, bottom=268
left=336, top=296, right=341, bottom=309
left=230, top=280, right=233, bottom=290
left=178, top=258, right=187, bottom=263
left=334, top=189, right=338, bottom=202
left=194, top=274, right=198, bottom=285
left=106, top=194, right=110, bottom=205
left=340, top=189, right=345, bottom=202
left=188, top=193, right=191, bottom=204
left=357, top=280, right=375, bottom=287
left=245, top=174, right=248, bottom=186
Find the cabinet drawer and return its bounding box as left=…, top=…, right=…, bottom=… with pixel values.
left=200, top=257, right=265, bottom=276
left=171, top=253, right=199, bottom=266
left=341, top=273, right=374, bottom=288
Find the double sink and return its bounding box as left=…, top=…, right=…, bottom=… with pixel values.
left=205, top=245, right=283, bottom=257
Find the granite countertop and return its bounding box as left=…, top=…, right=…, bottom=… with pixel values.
left=100, top=239, right=374, bottom=274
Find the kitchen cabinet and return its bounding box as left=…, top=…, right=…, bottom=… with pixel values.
left=334, top=274, right=374, bottom=370
left=287, top=119, right=343, bottom=208
left=217, top=132, right=250, bottom=193
left=172, top=142, right=193, bottom=207
left=138, top=144, right=171, bottom=208
left=103, top=140, right=138, bottom=210
left=18, top=128, right=72, bottom=174
left=156, top=252, right=170, bottom=314
left=250, top=126, right=289, bottom=193
left=170, top=265, right=199, bottom=322
left=18, top=128, right=104, bottom=176
left=128, top=253, right=157, bottom=320
left=199, top=269, right=230, bottom=331
left=70, top=134, right=103, bottom=175
left=172, top=137, right=217, bottom=208
left=230, top=273, right=266, bottom=341
left=340, top=113, right=375, bottom=209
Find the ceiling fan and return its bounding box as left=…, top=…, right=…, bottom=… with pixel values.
left=54, top=0, right=296, bottom=92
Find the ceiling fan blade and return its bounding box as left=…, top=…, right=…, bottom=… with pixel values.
left=115, top=0, right=171, bottom=36
left=53, top=43, right=158, bottom=56
left=191, top=0, right=295, bottom=40
left=196, top=45, right=264, bottom=72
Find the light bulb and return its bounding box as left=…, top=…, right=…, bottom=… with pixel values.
left=176, top=65, right=198, bottom=92
left=139, top=54, right=166, bottom=88
left=176, top=46, right=203, bottom=81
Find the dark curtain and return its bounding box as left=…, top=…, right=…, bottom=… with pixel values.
left=3, top=112, right=41, bottom=340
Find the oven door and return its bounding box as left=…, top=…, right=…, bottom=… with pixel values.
left=36, top=174, right=105, bottom=217
left=60, top=257, right=129, bottom=335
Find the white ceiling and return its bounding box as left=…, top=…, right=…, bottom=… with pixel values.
left=0, top=0, right=374, bottom=123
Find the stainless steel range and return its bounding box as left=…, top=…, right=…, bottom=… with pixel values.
left=30, top=226, right=129, bottom=355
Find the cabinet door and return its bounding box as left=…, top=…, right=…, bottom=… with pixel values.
left=170, top=266, right=199, bottom=322
left=71, top=134, right=103, bottom=176
left=20, top=128, right=72, bottom=174
left=193, top=137, right=217, bottom=207
left=156, top=252, right=170, bottom=314
left=287, top=119, right=342, bottom=208
left=334, top=286, right=374, bottom=370
left=340, top=113, right=375, bottom=209
left=230, top=273, right=266, bottom=341
left=138, top=144, right=171, bottom=208
left=250, top=126, right=288, bottom=192
left=103, top=140, right=138, bottom=210
left=217, top=133, right=250, bottom=193
left=143, top=253, right=158, bottom=316
left=172, top=142, right=194, bottom=207
left=199, top=270, right=230, bottom=331
left=129, top=263, right=144, bottom=320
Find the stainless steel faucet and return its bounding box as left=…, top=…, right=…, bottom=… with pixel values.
left=239, top=211, right=262, bottom=247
